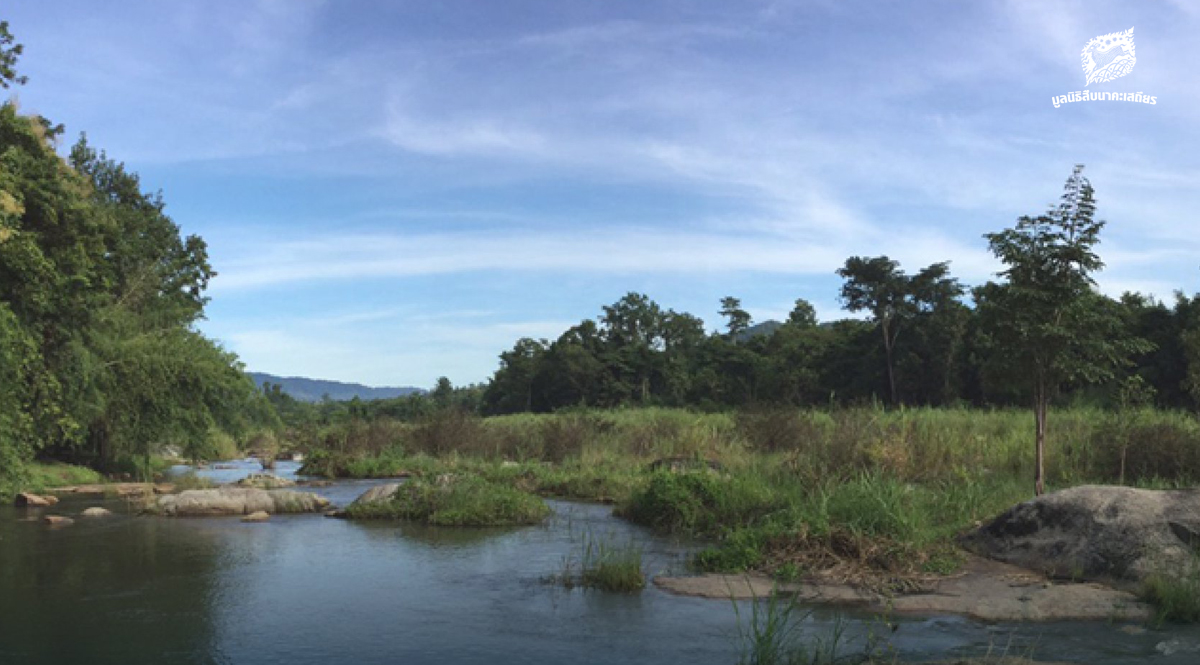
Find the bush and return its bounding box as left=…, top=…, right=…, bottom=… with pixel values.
left=346, top=475, right=550, bottom=526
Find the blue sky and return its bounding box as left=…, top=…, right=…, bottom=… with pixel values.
left=5, top=1, right=1199, bottom=388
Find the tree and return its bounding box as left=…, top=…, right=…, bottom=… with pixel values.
left=0, top=21, right=27, bottom=89
left=719, top=297, right=751, bottom=340
left=837, top=257, right=961, bottom=405
left=787, top=298, right=817, bottom=328
left=978, top=165, right=1150, bottom=495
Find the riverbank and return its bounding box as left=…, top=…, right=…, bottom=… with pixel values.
left=290, top=407, right=1200, bottom=620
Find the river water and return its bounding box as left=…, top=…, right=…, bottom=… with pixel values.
left=2, top=460, right=1199, bottom=664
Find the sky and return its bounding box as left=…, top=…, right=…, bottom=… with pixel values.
left=4, top=1, right=1199, bottom=388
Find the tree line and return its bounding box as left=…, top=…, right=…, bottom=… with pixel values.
left=477, top=168, right=1198, bottom=428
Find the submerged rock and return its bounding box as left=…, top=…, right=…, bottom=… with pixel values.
left=962, top=485, right=1200, bottom=587
left=154, top=488, right=330, bottom=517
left=43, top=515, right=74, bottom=526
left=14, top=492, right=58, bottom=507
left=80, top=507, right=112, bottom=518
left=234, top=474, right=296, bottom=489
left=242, top=511, right=271, bottom=522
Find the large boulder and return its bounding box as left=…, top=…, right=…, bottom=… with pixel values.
left=962, top=485, right=1200, bottom=587
left=155, top=488, right=330, bottom=517
left=349, top=483, right=402, bottom=508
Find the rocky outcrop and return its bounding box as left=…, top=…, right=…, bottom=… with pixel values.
left=962, top=485, right=1200, bottom=588
left=349, top=483, right=402, bottom=508
left=14, top=492, right=58, bottom=507
left=80, top=507, right=112, bottom=518
left=154, top=488, right=330, bottom=517
left=655, top=555, right=1151, bottom=622
left=234, top=474, right=296, bottom=489
left=242, top=511, right=271, bottom=522
left=47, top=483, right=174, bottom=497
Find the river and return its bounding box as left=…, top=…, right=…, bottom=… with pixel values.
left=2, top=460, right=1199, bottom=664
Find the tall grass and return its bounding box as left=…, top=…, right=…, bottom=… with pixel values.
left=733, top=589, right=855, bottom=665
left=298, top=405, right=1200, bottom=585
left=578, top=532, right=646, bottom=593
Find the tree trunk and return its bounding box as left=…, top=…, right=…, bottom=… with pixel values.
left=1034, top=382, right=1047, bottom=497
left=882, top=322, right=898, bottom=406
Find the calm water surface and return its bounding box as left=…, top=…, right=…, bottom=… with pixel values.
left=2, top=460, right=1199, bottom=664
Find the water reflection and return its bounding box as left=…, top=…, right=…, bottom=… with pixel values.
left=4, top=468, right=1200, bottom=664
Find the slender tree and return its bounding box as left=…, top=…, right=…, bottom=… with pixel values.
left=978, top=165, right=1149, bottom=495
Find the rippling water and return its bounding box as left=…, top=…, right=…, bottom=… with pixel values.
left=1, top=461, right=1198, bottom=664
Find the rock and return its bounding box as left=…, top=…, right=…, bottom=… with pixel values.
left=655, top=555, right=1151, bottom=622
left=349, top=483, right=402, bottom=508
left=47, top=483, right=168, bottom=497
left=80, top=507, right=112, bottom=518
left=43, top=515, right=74, bottom=526
left=154, top=487, right=330, bottom=517
left=242, top=511, right=270, bottom=522
left=962, top=485, right=1200, bottom=588
left=14, top=492, right=58, bottom=507
left=234, top=473, right=296, bottom=489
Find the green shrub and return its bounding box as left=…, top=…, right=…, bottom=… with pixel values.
left=347, top=475, right=549, bottom=526
left=578, top=533, right=645, bottom=593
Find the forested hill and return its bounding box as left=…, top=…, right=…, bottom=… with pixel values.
left=248, top=372, right=423, bottom=402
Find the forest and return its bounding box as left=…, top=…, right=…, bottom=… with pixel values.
left=3, top=17, right=1200, bottom=501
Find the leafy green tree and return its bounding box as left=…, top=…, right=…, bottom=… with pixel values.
left=0, top=21, right=27, bottom=89
left=977, top=166, right=1150, bottom=495
left=787, top=298, right=817, bottom=328
left=837, top=256, right=961, bottom=405
left=719, top=296, right=751, bottom=340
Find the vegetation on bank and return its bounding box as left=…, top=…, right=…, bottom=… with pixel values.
left=295, top=406, right=1200, bottom=584
left=344, top=475, right=550, bottom=526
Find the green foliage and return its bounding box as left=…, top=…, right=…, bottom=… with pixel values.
left=0, top=25, right=274, bottom=487
left=978, top=166, right=1152, bottom=495
left=567, top=532, right=646, bottom=593
left=1143, top=563, right=1200, bottom=625
left=734, top=591, right=853, bottom=665
left=0, top=20, right=27, bottom=89
left=346, top=475, right=550, bottom=526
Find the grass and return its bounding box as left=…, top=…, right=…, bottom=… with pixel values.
left=578, top=533, right=646, bottom=592
left=344, top=475, right=550, bottom=526
left=290, top=405, right=1200, bottom=616
left=1142, top=564, right=1200, bottom=625
left=170, top=471, right=216, bottom=491
left=22, top=461, right=105, bottom=492
left=554, top=530, right=646, bottom=593
left=733, top=588, right=859, bottom=665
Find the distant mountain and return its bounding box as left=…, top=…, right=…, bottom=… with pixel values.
left=248, top=372, right=424, bottom=403
left=735, top=320, right=784, bottom=342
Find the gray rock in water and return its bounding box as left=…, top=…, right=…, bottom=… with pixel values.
left=43, top=515, right=74, bottom=526
left=349, top=483, right=402, bottom=508
left=235, top=474, right=296, bottom=489
left=242, top=511, right=271, bottom=522
left=962, top=485, right=1200, bottom=588
left=155, top=487, right=330, bottom=517
left=80, top=507, right=112, bottom=518
left=15, top=492, right=58, bottom=507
